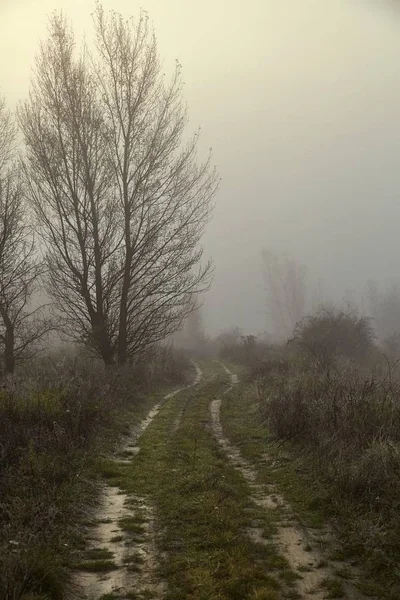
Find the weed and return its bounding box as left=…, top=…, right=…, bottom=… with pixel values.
left=118, top=516, right=146, bottom=534
left=73, top=559, right=118, bottom=572
left=82, top=548, right=114, bottom=560
left=321, top=577, right=345, bottom=598
left=110, top=535, right=124, bottom=542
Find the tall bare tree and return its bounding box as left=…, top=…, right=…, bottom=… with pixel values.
left=366, top=279, right=400, bottom=342
left=19, top=17, right=121, bottom=365
left=262, top=248, right=307, bottom=339
left=93, top=6, right=217, bottom=364
left=20, top=7, right=217, bottom=366
left=0, top=98, right=50, bottom=374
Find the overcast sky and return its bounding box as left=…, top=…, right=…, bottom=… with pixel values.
left=1, top=0, right=400, bottom=334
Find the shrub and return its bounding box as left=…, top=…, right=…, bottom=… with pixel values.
left=261, top=367, right=400, bottom=585
left=289, top=308, right=376, bottom=372
left=216, top=330, right=270, bottom=367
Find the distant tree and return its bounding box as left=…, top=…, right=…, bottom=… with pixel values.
left=341, top=288, right=359, bottom=313
left=180, top=306, right=209, bottom=356
left=0, top=97, right=51, bottom=374
left=290, top=307, right=375, bottom=372
left=262, top=249, right=307, bottom=339
left=310, top=277, right=327, bottom=313
left=216, top=327, right=242, bottom=360
left=19, top=6, right=217, bottom=367
left=366, top=280, right=400, bottom=342
left=215, top=328, right=266, bottom=365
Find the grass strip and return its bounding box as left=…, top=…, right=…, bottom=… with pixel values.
left=111, top=367, right=296, bottom=600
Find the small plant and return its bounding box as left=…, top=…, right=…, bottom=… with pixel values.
left=110, top=535, right=124, bottom=543
left=73, top=559, right=118, bottom=572
left=118, top=516, right=146, bottom=535
left=82, top=548, right=114, bottom=560
left=321, top=577, right=345, bottom=598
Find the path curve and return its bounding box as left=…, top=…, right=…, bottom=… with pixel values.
left=73, top=362, right=203, bottom=600
left=210, top=363, right=365, bottom=600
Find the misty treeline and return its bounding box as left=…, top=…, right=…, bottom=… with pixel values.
left=188, top=246, right=400, bottom=370
left=261, top=247, right=400, bottom=362
left=0, top=4, right=217, bottom=374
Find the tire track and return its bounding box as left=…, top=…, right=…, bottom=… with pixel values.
left=210, top=363, right=366, bottom=600
left=73, top=364, right=202, bottom=600
left=172, top=361, right=203, bottom=433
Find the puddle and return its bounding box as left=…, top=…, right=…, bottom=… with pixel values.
left=71, top=487, right=136, bottom=598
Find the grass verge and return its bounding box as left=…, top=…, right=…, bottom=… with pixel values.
left=0, top=371, right=184, bottom=600
left=220, top=378, right=399, bottom=599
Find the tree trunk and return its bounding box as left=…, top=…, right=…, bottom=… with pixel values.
left=4, top=320, right=15, bottom=375
left=92, top=317, right=114, bottom=367
left=117, top=232, right=132, bottom=366
left=117, top=285, right=129, bottom=366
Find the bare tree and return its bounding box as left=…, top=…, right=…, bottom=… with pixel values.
left=92, top=6, right=217, bottom=364
left=174, top=304, right=209, bottom=356
left=366, top=279, right=400, bottom=343
left=262, top=248, right=307, bottom=340
left=20, top=7, right=217, bottom=367
left=19, top=16, right=121, bottom=365
left=0, top=98, right=50, bottom=374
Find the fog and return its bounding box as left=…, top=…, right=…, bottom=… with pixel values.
left=2, top=0, right=400, bottom=335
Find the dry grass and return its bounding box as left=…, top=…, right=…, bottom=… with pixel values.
left=0, top=347, right=190, bottom=600
left=256, top=360, right=400, bottom=595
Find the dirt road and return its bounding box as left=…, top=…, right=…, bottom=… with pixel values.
left=71, top=362, right=370, bottom=600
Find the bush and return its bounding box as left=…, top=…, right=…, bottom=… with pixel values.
left=216, top=330, right=270, bottom=367
left=0, top=359, right=118, bottom=599
left=250, top=354, right=291, bottom=400
left=290, top=308, right=376, bottom=372
left=261, top=367, right=400, bottom=586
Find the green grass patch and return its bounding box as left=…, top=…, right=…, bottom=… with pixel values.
left=118, top=516, right=146, bottom=535
left=82, top=547, right=114, bottom=560
left=123, top=552, right=145, bottom=565
left=321, top=576, right=345, bottom=598
left=107, top=365, right=296, bottom=600
left=73, top=558, right=118, bottom=572
left=220, top=384, right=330, bottom=529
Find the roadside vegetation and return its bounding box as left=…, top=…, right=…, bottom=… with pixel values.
left=0, top=348, right=190, bottom=600
left=217, top=309, right=400, bottom=599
